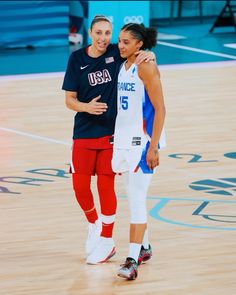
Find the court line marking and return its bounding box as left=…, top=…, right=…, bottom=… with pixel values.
left=118, top=196, right=236, bottom=230
left=158, top=41, right=236, bottom=60
left=147, top=196, right=236, bottom=203
left=0, top=127, right=71, bottom=146
left=0, top=71, right=64, bottom=81
left=149, top=198, right=236, bottom=231
left=0, top=60, right=236, bottom=81
left=224, top=43, right=236, bottom=49
left=158, top=32, right=186, bottom=40
left=118, top=195, right=236, bottom=203
left=159, top=60, right=236, bottom=70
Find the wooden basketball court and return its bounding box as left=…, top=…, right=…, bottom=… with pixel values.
left=1, top=62, right=236, bottom=294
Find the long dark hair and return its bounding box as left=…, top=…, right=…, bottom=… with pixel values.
left=121, top=23, right=157, bottom=50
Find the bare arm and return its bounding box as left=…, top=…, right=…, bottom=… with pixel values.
left=65, top=91, right=107, bottom=115
left=138, top=61, right=166, bottom=169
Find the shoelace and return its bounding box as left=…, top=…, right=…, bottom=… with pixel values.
left=120, top=260, right=135, bottom=268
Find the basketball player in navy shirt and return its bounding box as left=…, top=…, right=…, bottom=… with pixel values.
left=62, top=15, right=155, bottom=264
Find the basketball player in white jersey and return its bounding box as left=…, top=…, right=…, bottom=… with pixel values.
left=112, top=23, right=166, bottom=280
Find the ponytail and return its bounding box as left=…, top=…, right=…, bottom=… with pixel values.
left=121, top=23, right=157, bottom=50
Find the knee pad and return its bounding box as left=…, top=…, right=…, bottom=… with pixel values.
left=129, top=197, right=147, bottom=223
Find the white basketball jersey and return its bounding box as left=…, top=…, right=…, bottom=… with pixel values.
left=113, top=62, right=166, bottom=151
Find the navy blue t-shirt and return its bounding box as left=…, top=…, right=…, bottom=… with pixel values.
left=62, top=44, right=123, bottom=139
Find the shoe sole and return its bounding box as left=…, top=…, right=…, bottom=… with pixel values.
left=99, top=247, right=116, bottom=263
left=138, top=254, right=152, bottom=265
left=117, top=272, right=137, bottom=280
left=86, top=247, right=116, bottom=265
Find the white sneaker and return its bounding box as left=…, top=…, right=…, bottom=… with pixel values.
left=86, top=237, right=116, bottom=264
left=85, top=219, right=102, bottom=256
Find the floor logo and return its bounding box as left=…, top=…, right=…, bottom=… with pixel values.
left=189, top=178, right=236, bottom=196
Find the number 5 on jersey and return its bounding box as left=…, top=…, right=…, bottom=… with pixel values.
left=119, top=95, right=129, bottom=110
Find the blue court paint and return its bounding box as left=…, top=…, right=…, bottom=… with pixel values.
left=168, top=153, right=218, bottom=163
left=224, top=152, right=236, bottom=159
left=148, top=197, right=236, bottom=231
left=116, top=195, right=236, bottom=230
left=189, top=178, right=236, bottom=196
left=192, top=201, right=209, bottom=215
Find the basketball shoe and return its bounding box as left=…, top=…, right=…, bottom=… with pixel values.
left=85, top=218, right=102, bottom=256
left=117, top=257, right=138, bottom=280
left=86, top=237, right=116, bottom=264
left=138, top=244, right=152, bottom=265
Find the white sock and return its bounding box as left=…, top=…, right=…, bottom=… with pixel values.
left=128, top=243, right=141, bottom=263
left=100, top=214, right=115, bottom=224
left=142, top=230, right=149, bottom=249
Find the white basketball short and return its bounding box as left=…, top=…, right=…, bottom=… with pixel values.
left=112, top=147, right=143, bottom=173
